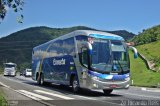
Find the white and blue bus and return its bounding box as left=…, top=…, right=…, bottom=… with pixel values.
left=32, top=30, right=138, bottom=94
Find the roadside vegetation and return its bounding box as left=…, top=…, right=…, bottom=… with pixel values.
left=130, top=51, right=160, bottom=87
left=130, top=25, right=160, bottom=87
left=136, top=41, right=160, bottom=71
left=0, top=67, right=3, bottom=75
left=0, top=88, right=7, bottom=106
left=132, top=25, right=160, bottom=45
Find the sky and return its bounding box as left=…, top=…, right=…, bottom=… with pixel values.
left=0, top=0, right=160, bottom=37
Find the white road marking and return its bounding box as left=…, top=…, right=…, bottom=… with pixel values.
left=102, top=96, right=111, bottom=99
left=15, top=90, right=55, bottom=106
left=98, top=100, right=122, bottom=106
left=141, top=87, right=147, bottom=91
left=15, top=90, right=41, bottom=101
left=122, top=92, right=160, bottom=99
left=141, top=87, right=160, bottom=93
left=0, top=81, right=10, bottom=88
left=75, top=95, right=97, bottom=100
left=34, top=90, right=74, bottom=100
left=17, top=90, right=53, bottom=100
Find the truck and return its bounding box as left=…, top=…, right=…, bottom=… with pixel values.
left=4, top=62, right=17, bottom=76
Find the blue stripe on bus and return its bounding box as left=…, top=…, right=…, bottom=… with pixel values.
left=89, top=34, right=124, bottom=40
left=88, top=70, right=129, bottom=80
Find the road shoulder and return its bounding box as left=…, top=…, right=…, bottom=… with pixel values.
left=0, top=81, right=46, bottom=106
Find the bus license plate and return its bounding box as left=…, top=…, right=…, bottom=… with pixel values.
left=110, top=84, right=118, bottom=88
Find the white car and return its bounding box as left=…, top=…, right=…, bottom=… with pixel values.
left=24, top=69, right=32, bottom=77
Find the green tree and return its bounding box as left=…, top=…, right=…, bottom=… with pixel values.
left=132, top=25, right=160, bottom=45
left=0, top=0, right=24, bottom=23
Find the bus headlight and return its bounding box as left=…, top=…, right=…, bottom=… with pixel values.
left=125, top=77, right=130, bottom=81
left=92, top=76, right=99, bottom=80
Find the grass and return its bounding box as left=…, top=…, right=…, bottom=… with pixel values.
left=0, top=89, right=7, bottom=106
left=130, top=51, right=160, bottom=87
left=0, top=71, right=3, bottom=75
left=0, top=67, right=7, bottom=106
left=136, top=41, right=160, bottom=71
left=0, top=67, right=3, bottom=75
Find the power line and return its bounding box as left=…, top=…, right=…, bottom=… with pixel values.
left=0, top=45, right=32, bottom=47
left=0, top=48, right=33, bottom=52
left=0, top=40, right=49, bottom=44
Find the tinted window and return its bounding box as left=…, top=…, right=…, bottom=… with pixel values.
left=63, top=38, right=75, bottom=56
left=76, top=35, right=88, bottom=41
left=47, top=38, right=75, bottom=57
left=48, top=40, right=64, bottom=57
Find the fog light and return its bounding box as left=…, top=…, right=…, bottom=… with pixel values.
left=93, top=84, right=96, bottom=87
left=125, top=84, right=130, bottom=88
left=93, top=83, right=98, bottom=88
left=125, top=77, right=130, bottom=81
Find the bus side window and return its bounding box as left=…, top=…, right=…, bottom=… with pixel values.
left=48, top=40, right=63, bottom=57
left=63, top=38, right=75, bottom=56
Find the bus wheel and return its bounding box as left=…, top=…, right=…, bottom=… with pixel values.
left=103, top=89, right=113, bottom=95
left=72, top=76, right=80, bottom=93
left=37, top=73, right=43, bottom=85
left=40, top=74, right=49, bottom=86
left=40, top=74, right=44, bottom=85
left=37, top=74, right=40, bottom=85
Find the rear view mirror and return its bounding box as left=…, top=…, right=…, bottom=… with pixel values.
left=129, top=46, right=138, bottom=59
left=78, top=41, right=93, bottom=68
left=79, top=41, right=93, bottom=55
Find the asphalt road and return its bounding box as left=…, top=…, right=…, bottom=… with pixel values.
left=0, top=75, right=160, bottom=106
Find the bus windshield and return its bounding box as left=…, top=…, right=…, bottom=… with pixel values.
left=91, top=38, right=112, bottom=73
left=111, top=40, right=127, bottom=61
left=90, top=38, right=129, bottom=73
left=111, top=40, right=129, bottom=72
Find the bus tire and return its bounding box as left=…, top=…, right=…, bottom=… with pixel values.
left=72, top=76, right=80, bottom=93
left=37, top=73, right=41, bottom=85
left=41, top=74, right=49, bottom=86
left=103, top=89, right=113, bottom=95
left=37, top=73, right=42, bottom=85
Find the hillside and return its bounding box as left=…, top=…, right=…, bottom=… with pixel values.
left=130, top=51, right=160, bottom=87
left=136, top=41, right=160, bottom=71
left=108, top=30, right=135, bottom=40
left=130, top=25, right=160, bottom=87
left=0, top=26, right=135, bottom=71
left=132, top=25, right=160, bottom=45
left=131, top=25, right=160, bottom=72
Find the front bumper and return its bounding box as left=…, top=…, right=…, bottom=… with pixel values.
left=84, top=71, right=130, bottom=90
left=25, top=74, right=32, bottom=77
left=4, top=72, right=15, bottom=76
left=89, top=78, right=130, bottom=90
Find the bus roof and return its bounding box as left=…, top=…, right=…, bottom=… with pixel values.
left=34, top=30, right=124, bottom=49
left=57, top=30, right=124, bottom=40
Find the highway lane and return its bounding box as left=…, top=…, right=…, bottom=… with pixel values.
left=0, top=75, right=160, bottom=106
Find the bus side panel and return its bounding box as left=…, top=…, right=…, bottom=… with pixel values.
left=32, top=59, right=40, bottom=80
left=42, top=55, right=77, bottom=85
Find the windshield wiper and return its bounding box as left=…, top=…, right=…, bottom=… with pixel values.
left=114, top=58, right=124, bottom=74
